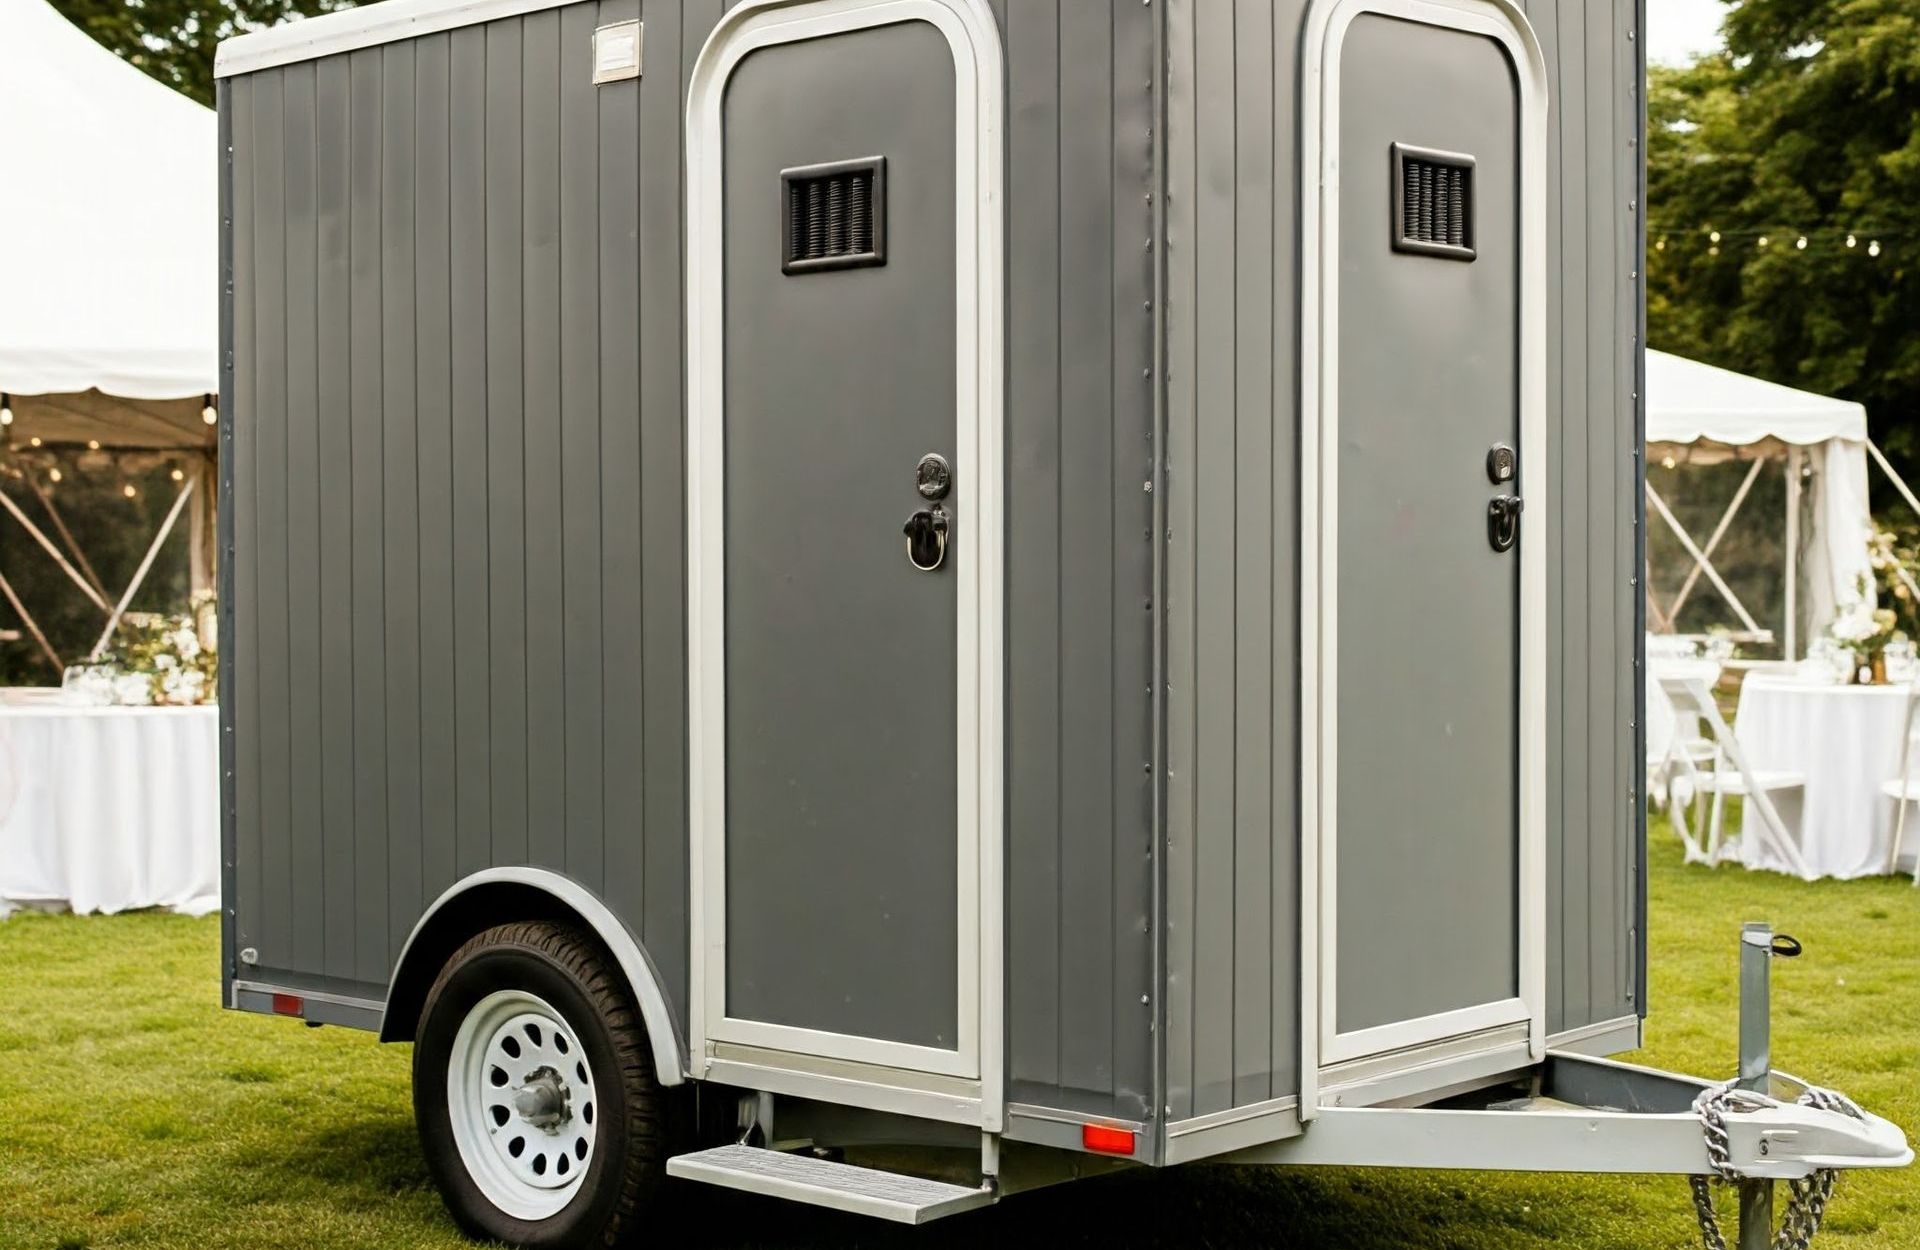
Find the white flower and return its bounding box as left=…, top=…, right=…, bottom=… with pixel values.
left=171, top=626, right=201, bottom=659
left=1831, top=603, right=1881, bottom=644
left=155, top=654, right=178, bottom=671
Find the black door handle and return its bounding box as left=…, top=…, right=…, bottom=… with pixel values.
left=1488, top=495, right=1523, bottom=553
left=904, top=506, right=950, bottom=571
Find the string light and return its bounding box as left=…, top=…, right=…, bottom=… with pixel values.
left=1758, top=235, right=1770, bottom=248
left=1709, top=229, right=1722, bottom=244
left=1656, top=236, right=1668, bottom=250
left=1662, top=455, right=1678, bottom=470
left=1869, top=239, right=1882, bottom=257
left=201, top=393, right=217, bottom=426
left=28, top=436, right=41, bottom=447
left=87, top=439, right=100, bottom=450
left=122, top=483, right=137, bottom=499
left=1796, top=236, right=1809, bottom=250
left=0, top=393, right=10, bottom=426
left=170, top=467, right=185, bottom=482
left=47, top=468, right=61, bottom=483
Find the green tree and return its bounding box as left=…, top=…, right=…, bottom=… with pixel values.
left=48, top=0, right=355, bottom=107
left=1648, top=0, right=1920, bottom=489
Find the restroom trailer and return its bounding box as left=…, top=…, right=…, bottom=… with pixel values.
left=216, top=0, right=1907, bottom=1244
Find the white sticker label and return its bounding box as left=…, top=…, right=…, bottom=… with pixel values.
left=593, top=21, right=643, bottom=84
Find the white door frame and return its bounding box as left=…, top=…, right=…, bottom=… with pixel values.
left=1296, top=0, right=1551, bottom=1113
left=683, top=0, right=1005, bottom=1102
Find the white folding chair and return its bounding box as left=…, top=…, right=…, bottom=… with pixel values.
left=1656, top=674, right=1811, bottom=876
left=1880, top=684, right=1920, bottom=884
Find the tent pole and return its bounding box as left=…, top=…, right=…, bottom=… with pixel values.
left=0, top=564, right=62, bottom=673
left=1647, top=484, right=1769, bottom=637
left=1785, top=446, right=1801, bottom=661
left=86, top=478, right=195, bottom=662
left=1669, top=455, right=1768, bottom=621
left=0, top=487, right=112, bottom=613
left=1867, top=439, right=1920, bottom=518
left=25, top=474, right=108, bottom=598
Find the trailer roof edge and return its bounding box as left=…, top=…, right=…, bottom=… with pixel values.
left=216, top=0, right=581, bottom=78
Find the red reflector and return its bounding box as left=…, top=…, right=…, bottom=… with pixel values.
left=1082, top=1123, right=1135, bottom=1156
left=271, top=993, right=304, bottom=1018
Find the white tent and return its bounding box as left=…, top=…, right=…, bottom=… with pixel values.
left=0, top=0, right=217, bottom=424
left=1645, top=350, right=1877, bottom=659
left=0, top=0, right=219, bottom=674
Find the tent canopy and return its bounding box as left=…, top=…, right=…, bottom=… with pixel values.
left=0, top=0, right=217, bottom=450
left=1644, top=349, right=1874, bottom=657
left=1647, top=349, right=1868, bottom=451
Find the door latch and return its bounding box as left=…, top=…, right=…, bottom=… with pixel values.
left=904, top=505, right=950, bottom=572
left=1488, top=495, right=1523, bottom=553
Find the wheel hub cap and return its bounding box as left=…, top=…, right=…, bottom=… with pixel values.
left=448, top=989, right=598, bottom=1220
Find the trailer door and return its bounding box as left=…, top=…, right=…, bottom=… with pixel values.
left=685, top=0, right=1004, bottom=1111
left=1303, top=2, right=1549, bottom=1091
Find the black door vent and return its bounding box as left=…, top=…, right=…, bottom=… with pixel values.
left=1392, top=143, right=1476, bottom=261
left=782, top=156, right=887, bottom=274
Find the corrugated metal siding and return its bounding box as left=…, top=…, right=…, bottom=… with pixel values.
left=225, top=0, right=724, bottom=1008
left=226, top=0, right=1158, bottom=1122
left=994, top=0, right=1158, bottom=1121
left=1161, top=0, right=1641, bottom=1123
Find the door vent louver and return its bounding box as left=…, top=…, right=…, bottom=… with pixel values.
left=782, top=157, right=887, bottom=274
left=1392, top=143, right=1476, bottom=261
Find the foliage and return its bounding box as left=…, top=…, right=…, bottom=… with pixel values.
left=1647, top=0, right=1920, bottom=494
left=92, top=592, right=219, bottom=705
left=0, top=830, right=1917, bottom=1247
left=47, top=0, right=355, bottom=107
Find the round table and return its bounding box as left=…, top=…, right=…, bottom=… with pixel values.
left=1732, top=674, right=1918, bottom=879
left=0, top=695, right=220, bottom=916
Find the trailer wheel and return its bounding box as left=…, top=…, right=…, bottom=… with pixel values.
left=414, top=921, right=664, bottom=1247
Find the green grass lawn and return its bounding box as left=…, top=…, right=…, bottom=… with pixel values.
left=1, top=826, right=1916, bottom=1249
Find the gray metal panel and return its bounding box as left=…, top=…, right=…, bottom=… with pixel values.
left=718, top=20, right=960, bottom=1047
left=1160, top=0, right=1640, bottom=1123
left=1001, top=0, right=1157, bottom=1121
left=1162, top=0, right=1308, bottom=1124
left=224, top=1, right=727, bottom=1015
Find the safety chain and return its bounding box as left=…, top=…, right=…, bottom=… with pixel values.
left=1688, top=1079, right=1865, bottom=1250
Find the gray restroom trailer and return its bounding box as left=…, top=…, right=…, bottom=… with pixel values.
left=216, top=0, right=1908, bottom=1243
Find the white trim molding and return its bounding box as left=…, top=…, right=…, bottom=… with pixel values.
left=683, top=0, right=1006, bottom=1126
left=216, top=0, right=579, bottom=78
left=1297, top=0, right=1551, bottom=1116
left=383, top=867, right=689, bottom=1086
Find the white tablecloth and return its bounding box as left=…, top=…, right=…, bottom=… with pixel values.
left=0, top=700, right=220, bottom=915
left=1732, top=675, right=1917, bottom=880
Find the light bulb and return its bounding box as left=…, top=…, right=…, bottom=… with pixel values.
left=1656, top=236, right=1668, bottom=250
left=1796, top=236, right=1808, bottom=250
left=1709, top=230, right=1721, bottom=244
left=48, top=468, right=62, bottom=483
left=1758, top=235, right=1770, bottom=248
left=1847, top=234, right=1858, bottom=248
left=170, top=467, right=185, bottom=482
left=87, top=439, right=100, bottom=451
left=0, top=395, right=11, bottom=426
left=1662, top=456, right=1677, bottom=470
left=202, top=401, right=217, bottom=425
left=1869, top=240, right=1882, bottom=258
left=1709, top=245, right=1720, bottom=256
left=28, top=436, right=41, bottom=447
left=122, top=484, right=137, bottom=499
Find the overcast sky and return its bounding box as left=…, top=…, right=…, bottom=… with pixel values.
left=1649, top=0, right=1728, bottom=65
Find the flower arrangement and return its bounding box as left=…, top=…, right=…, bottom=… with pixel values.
left=90, top=591, right=218, bottom=706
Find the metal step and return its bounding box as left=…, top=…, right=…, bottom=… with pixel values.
left=667, top=1143, right=996, bottom=1224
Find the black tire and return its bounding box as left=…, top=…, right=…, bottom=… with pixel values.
left=414, top=921, right=665, bottom=1248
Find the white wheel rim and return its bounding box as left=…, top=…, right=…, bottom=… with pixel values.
left=447, top=989, right=598, bottom=1221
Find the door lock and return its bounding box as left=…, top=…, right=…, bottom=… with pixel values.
left=1488, top=495, right=1523, bottom=553
left=1486, top=443, right=1517, bottom=484
left=904, top=505, right=950, bottom=572
left=916, top=453, right=953, bottom=501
